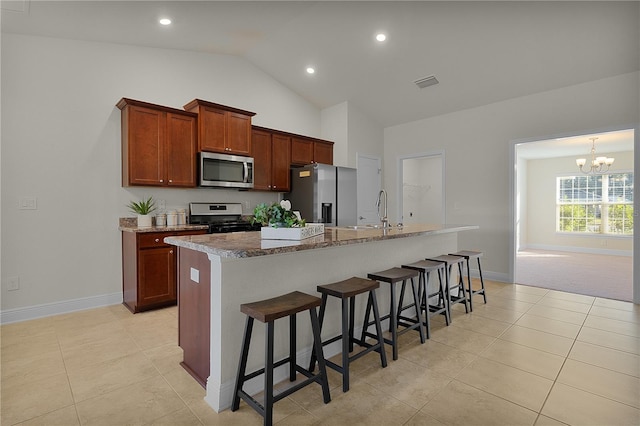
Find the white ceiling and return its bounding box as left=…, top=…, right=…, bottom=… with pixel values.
left=2, top=0, right=638, bottom=155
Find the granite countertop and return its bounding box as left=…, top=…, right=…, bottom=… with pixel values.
left=118, top=217, right=209, bottom=233
left=164, top=224, right=478, bottom=258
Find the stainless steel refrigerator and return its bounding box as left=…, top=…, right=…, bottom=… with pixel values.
left=286, top=164, right=357, bottom=226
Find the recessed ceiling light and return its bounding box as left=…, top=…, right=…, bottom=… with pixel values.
left=376, top=33, right=387, bottom=42
left=306, top=67, right=315, bottom=74
left=159, top=18, right=172, bottom=26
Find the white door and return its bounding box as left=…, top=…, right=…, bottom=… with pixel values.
left=357, top=154, right=381, bottom=225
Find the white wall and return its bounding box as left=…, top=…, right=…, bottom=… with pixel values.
left=384, top=72, right=639, bottom=281
left=320, top=101, right=384, bottom=169
left=320, top=102, right=348, bottom=166
left=525, top=151, right=634, bottom=254
left=402, top=156, right=442, bottom=224
left=1, top=34, right=323, bottom=315
left=346, top=102, right=384, bottom=169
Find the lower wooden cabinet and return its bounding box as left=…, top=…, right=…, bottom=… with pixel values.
left=177, top=247, right=211, bottom=387
left=122, top=229, right=206, bottom=313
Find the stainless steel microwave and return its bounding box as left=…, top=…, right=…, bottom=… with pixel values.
left=199, top=152, right=254, bottom=189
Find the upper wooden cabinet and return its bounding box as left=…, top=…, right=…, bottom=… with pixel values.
left=291, top=136, right=334, bottom=166
left=118, top=98, right=197, bottom=187
left=251, top=127, right=291, bottom=192
left=314, top=140, right=334, bottom=165
left=183, top=99, right=256, bottom=155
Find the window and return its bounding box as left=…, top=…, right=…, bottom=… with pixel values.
left=557, top=173, right=633, bottom=235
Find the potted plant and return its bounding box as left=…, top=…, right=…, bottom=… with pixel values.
left=127, top=196, right=156, bottom=228
left=252, top=200, right=323, bottom=240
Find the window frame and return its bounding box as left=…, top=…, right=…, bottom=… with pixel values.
left=556, top=171, right=633, bottom=236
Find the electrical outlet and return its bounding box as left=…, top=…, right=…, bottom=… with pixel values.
left=19, top=197, right=37, bottom=210
left=158, top=199, right=166, bottom=211
left=7, top=276, right=20, bottom=291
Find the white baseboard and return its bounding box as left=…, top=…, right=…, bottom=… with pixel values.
left=523, top=244, right=632, bottom=257
left=0, top=292, right=123, bottom=324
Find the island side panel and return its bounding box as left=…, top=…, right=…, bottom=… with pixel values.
left=206, top=231, right=457, bottom=412
left=177, top=247, right=211, bottom=388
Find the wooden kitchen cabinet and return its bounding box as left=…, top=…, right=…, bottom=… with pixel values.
left=291, top=135, right=334, bottom=166
left=251, top=127, right=292, bottom=192
left=118, top=98, right=197, bottom=188
left=184, top=99, right=256, bottom=155
left=122, top=229, right=206, bottom=313
left=314, top=140, right=334, bottom=165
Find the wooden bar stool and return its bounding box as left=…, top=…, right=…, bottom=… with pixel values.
left=309, top=277, right=387, bottom=392
left=449, top=250, right=487, bottom=311
left=363, top=267, right=425, bottom=360
left=232, top=291, right=331, bottom=426
left=425, top=255, right=469, bottom=318
left=400, top=259, right=450, bottom=338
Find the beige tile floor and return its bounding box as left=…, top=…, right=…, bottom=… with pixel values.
left=2, top=280, right=639, bottom=425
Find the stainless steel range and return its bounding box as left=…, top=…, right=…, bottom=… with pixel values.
left=188, top=202, right=260, bottom=234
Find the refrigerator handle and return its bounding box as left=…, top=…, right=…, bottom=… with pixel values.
left=321, top=203, right=332, bottom=224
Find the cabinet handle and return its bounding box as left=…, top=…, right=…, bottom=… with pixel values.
left=160, top=179, right=164, bottom=183
left=169, top=250, right=173, bottom=254
left=155, top=238, right=160, bottom=242
left=169, top=179, right=173, bottom=183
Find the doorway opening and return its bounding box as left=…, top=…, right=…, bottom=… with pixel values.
left=397, top=151, right=445, bottom=225
left=511, top=128, right=635, bottom=302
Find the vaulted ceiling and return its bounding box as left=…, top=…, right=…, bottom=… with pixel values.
left=2, top=1, right=638, bottom=156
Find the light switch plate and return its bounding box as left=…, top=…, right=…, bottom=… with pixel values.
left=190, top=267, right=199, bottom=284
left=7, top=276, right=19, bottom=291
left=19, top=197, right=37, bottom=210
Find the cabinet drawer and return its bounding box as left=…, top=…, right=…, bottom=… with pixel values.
left=138, top=232, right=172, bottom=249
left=137, top=230, right=206, bottom=249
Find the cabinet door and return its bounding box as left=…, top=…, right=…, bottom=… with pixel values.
left=271, top=134, right=291, bottom=192
left=138, top=246, right=176, bottom=307
left=199, top=107, right=226, bottom=153
left=291, top=137, right=314, bottom=165
left=166, top=113, right=197, bottom=187
left=226, top=112, right=252, bottom=155
left=126, top=106, right=165, bottom=186
left=251, top=129, right=272, bottom=190
left=314, top=141, right=333, bottom=165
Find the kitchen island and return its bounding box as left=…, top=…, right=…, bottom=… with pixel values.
left=165, top=223, right=478, bottom=412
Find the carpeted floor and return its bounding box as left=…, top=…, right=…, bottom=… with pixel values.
left=515, top=249, right=633, bottom=302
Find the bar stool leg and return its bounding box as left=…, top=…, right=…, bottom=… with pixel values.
left=438, top=268, right=451, bottom=325
left=463, top=257, right=474, bottom=312
left=389, top=281, right=398, bottom=360
left=308, top=294, right=328, bottom=372
left=410, top=277, right=426, bottom=344
left=422, top=271, right=431, bottom=339
left=232, top=316, right=253, bottom=412
left=264, top=321, right=275, bottom=426
left=369, top=290, right=388, bottom=368
left=289, top=314, right=296, bottom=381
left=341, top=297, right=350, bottom=392
left=309, top=307, right=331, bottom=403
left=349, top=296, right=356, bottom=353
left=477, top=257, right=488, bottom=303
left=457, top=262, right=469, bottom=313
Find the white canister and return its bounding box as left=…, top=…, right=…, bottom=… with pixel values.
left=155, top=213, right=167, bottom=227
left=177, top=208, right=187, bottom=225
left=166, top=210, right=178, bottom=226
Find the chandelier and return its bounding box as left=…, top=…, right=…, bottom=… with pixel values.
left=575, top=137, right=614, bottom=174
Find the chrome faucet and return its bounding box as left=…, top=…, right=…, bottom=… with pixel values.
left=376, top=189, right=389, bottom=228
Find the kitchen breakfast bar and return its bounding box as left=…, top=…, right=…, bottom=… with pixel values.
left=164, top=224, right=478, bottom=412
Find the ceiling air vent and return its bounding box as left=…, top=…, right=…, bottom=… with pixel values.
left=414, top=75, right=439, bottom=89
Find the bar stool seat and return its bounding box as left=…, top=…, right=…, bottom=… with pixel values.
left=401, top=259, right=449, bottom=338
left=425, top=255, right=469, bottom=318
left=232, top=291, right=330, bottom=426
left=363, top=267, right=425, bottom=360
left=449, top=250, right=487, bottom=311
left=309, top=277, right=387, bottom=392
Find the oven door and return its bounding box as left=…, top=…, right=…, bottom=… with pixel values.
left=199, top=152, right=254, bottom=189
